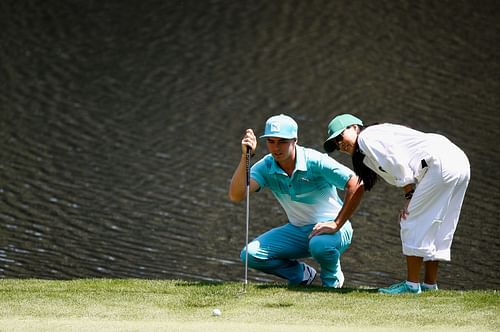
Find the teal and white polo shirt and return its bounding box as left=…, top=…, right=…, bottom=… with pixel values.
left=251, top=145, right=354, bottom=226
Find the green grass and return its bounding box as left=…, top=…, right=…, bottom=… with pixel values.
left=0, top=279, right=498, bottom=331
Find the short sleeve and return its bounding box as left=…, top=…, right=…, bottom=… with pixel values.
left=315, top=153, right=354, bottom=190
left=358, top=126, right=415, bottom=187
left=250, top=157, right=268, bottom=189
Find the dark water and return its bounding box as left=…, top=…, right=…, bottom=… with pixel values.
left=1, top=1, right=499, bottom=289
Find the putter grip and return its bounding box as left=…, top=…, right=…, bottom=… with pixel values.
left=245, top=147, right=251, bottom=186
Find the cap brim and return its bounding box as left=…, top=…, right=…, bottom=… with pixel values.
left=323, top=129, right=344, bottom=153
left=259, top=134, right=296, bottom=139
left=323, top=138, right=338, bottom=153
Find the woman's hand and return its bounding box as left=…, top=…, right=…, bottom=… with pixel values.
left=309, top=221, right=339, bottom=238
left=399, top=199, right=410, bottom=220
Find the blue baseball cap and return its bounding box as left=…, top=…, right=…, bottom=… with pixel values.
left=260, top=114, right=298, bottom=139
left=323, top=114, right=363, bottom=152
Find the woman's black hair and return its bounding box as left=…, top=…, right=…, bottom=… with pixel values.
left=352, top=125, right=378, bottom=191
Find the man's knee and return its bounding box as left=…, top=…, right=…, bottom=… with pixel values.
left=309, top=235, right=340, bottom=259
left=240, top=241, right=266, bottom=268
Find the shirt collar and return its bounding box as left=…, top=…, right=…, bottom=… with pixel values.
left=295, top=145, right=307, bottom=171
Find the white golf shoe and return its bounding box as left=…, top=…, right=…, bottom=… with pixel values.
left=300, top=263, right=317, bottom=286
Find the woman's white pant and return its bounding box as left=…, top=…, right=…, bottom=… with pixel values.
left=400, top=147, right=470, bottom=261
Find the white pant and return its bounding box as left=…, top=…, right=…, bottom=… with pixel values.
left=400, top=147, right=470, bottom=261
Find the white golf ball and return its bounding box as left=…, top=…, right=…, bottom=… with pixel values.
left=212, top=308, right=221, bottom=316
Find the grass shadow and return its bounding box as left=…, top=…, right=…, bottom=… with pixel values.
left=255, top=283, right=379, bottom=293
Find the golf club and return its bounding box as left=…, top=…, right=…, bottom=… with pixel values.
left=244, top=146, right=251, bottom=289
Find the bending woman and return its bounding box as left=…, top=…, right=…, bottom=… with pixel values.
left=321, top=114, right=470, bottom=294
